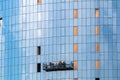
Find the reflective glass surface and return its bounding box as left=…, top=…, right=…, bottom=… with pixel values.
left=0, top=0, right=120, bottom=80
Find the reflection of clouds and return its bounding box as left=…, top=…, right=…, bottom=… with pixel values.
left=38, top=13, right=41, bottom=21
left=0, top=35, right=5, bottom=51
left=0, top=28, right=2, bottom=34
left=37, top=29, right=42, bottom=38
left=21, top=29, right=43, bottom=40
left=23, top=0, right=26, bottom=6
left=113, top=13, right=116, bottom=34
left=19, top=1, right=48, bottom=80
left=0, top=29, right=5, bottom=78
left=0, top=35, right=2, bottom=43
left=18, top=0, right=49, bottom=79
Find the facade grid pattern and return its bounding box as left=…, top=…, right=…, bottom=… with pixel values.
left=0, top=0, right=119, bottom=80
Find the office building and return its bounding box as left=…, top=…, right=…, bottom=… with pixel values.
left=0, top=0, right=120, bottom=80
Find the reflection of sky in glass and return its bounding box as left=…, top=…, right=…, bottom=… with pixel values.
left=0, top=0, right=120, bottom=80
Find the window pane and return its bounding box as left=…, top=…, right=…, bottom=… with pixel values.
left=74, top=44, right=78, bottom=53
left=95, top=78, right=100, bottom=80
left=0, top=18, right=2, bottom=27
left=37, top=0, right=41, bottom=4
left=96, top=43, right=100, bottom=52
left=37, top=63, right=41, bottom=72
left=73, top=0, right=78, bottom=2
left=95, top=26, right=99, bottom=35
left=96, top=60, right=100, bottom=70
left=95, top=8, right=99, bottom=18
left=74, top=26, right=78, bottom=36
left=74, top=61, right=78, bottom=70
left=74, top=9, right=78, bottom=18
left=37, top=46, right=41, bottom=55
left=74, top=78, right=78, bottom=80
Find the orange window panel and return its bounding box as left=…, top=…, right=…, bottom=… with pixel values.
left=74, top=26, right=78, bottom=36
left=37, top=0, right=41, bottom=5
left=95, top=26, right=99, bottom=35
left=74, top=9, right=78, bottom=18
left=96, top=43, right=100, bottom=52
left=74, top=44, right=78, bottom=53
left=74, top=61, right=78, bottom=70
left=96, top=60, right=100, bottom=70
left=95, top=8, right=99, bottom=18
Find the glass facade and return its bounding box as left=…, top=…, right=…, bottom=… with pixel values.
left=0, top=0, right=120, bottom=80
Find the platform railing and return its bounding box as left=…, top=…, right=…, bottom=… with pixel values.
left=43, top=61, right=74, bottom=72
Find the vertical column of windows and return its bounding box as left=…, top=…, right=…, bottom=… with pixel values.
left=37, top=0, right=42, bottom=73
left=73, top=1, right=78, bottom=80
left=95, top=4, right=100, bottom=80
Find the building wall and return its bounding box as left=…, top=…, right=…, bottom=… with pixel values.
left=0, top=0, right=120, bottom=80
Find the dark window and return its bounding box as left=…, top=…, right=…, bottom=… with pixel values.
left=0, top=18, right=2, bottom=20
left=37, top=46, right=41, bottom=55
left=96, top=78, right=100, bottom=80
left=74, top=78, right=78, bottom=80
left=37, top=63, right=41, bottom=72
left=0, top=17, right=2, bottom=27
